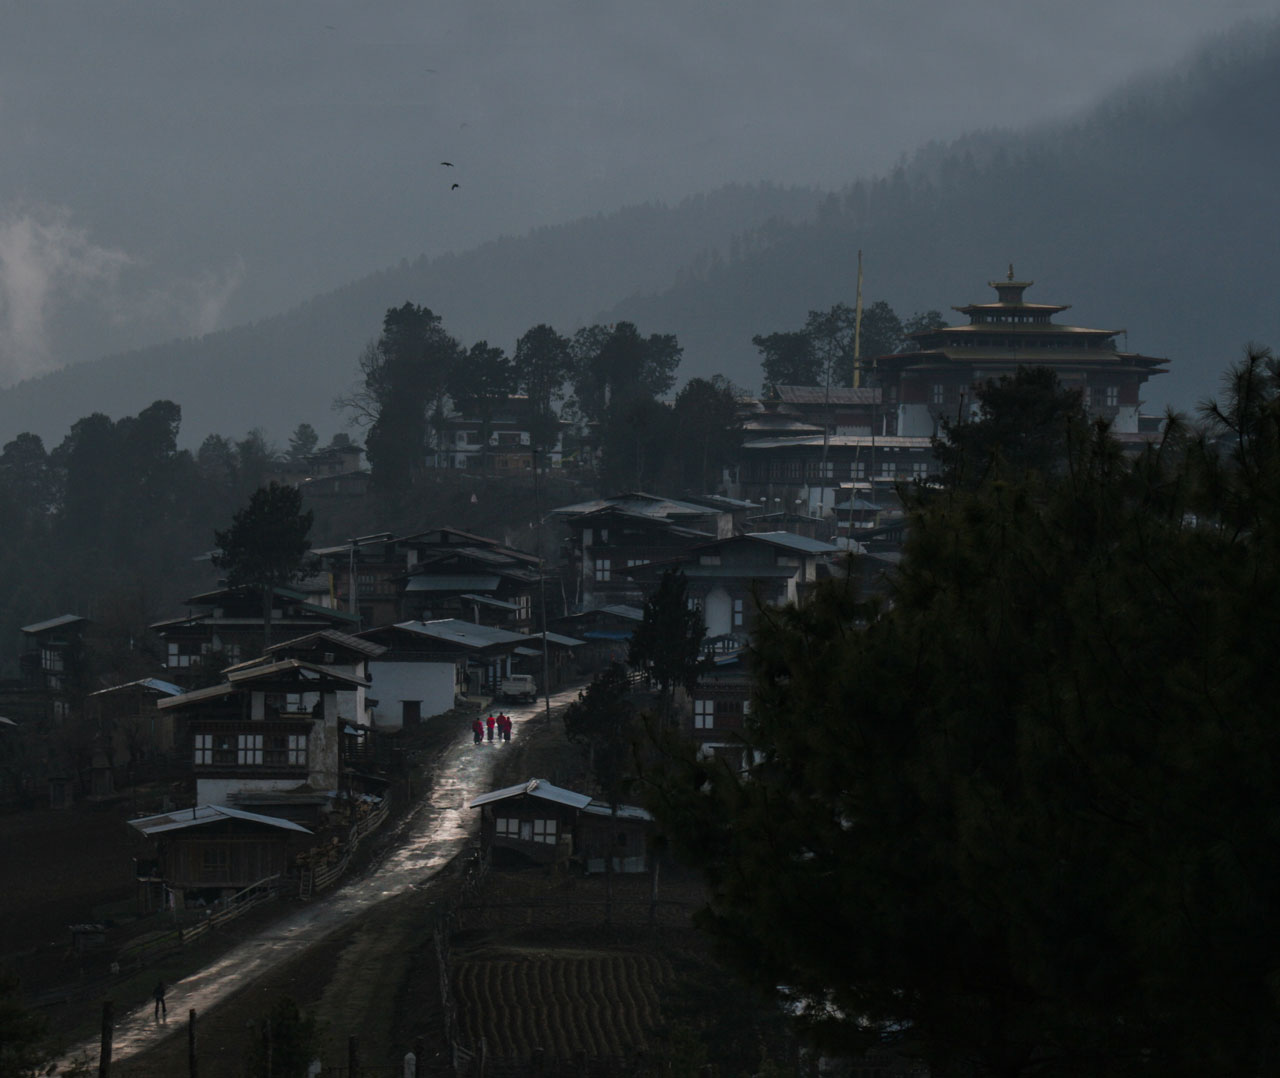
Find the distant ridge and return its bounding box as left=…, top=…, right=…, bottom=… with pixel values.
left=1, top=20, right=1278, bottom=446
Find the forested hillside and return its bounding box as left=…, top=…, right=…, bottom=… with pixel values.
left=0, top=22, right=1277, bottom=443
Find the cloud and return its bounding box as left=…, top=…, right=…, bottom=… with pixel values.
left=0, top=205, right=131, bottom=383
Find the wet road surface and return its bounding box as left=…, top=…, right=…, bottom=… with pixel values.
left=58, top=692, right=578, bottom=1068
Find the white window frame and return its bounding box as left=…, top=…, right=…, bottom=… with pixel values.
left=694, top=699, right=714, bottom=730
left=238, top=733, right=263, bottom=765
left=194, top=733, right=213, bottom=765
left=594, top=558, right=611, bottom=582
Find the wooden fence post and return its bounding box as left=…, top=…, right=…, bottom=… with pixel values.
left=98, top=999, right=113, bottom=1077
left=188, top=1008, right=198, bottom=1078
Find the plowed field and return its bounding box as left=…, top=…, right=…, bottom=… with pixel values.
left=454, top=946, right=672, bottom=1058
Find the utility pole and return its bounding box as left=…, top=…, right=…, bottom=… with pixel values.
left=533, top=450, right=552, bottom=727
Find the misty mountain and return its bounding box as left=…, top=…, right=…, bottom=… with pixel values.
left=1, top=22, right=1278, bottom=447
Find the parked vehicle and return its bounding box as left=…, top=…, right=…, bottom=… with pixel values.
left=499, top=674, right=537, bottom=703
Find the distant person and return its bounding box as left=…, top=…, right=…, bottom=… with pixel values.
left=500, top=713, right=511, bottom=742
left=472, top=717, right=484, bottom=745
left=153, top=979, right=167, bottom=1020
left=486, top=713, right=496, bottom=742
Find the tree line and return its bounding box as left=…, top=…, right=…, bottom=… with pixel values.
left=639, top=354, right=1280, bottom=1076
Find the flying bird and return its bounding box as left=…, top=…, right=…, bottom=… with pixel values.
left=441, top=161, right=454, bottom=167
left=451, top=183, right=460, bottom=190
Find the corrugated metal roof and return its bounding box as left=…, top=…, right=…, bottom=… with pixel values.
left=266, top=629, right=388, bottom=659
left=513, top=646, right=541, bottom=657
left=458, top=593, right=520, bottom=611
left=582, top=800, right=654, bottom=822
left=469, top=777, right=594, bottom=810
left=740, top=435, right=934, bottom=450
left=128, top=804, right=312, bottom=836
left=737, top=531, right=839, bottom=554
left=774, top=385, right=880, bottom=405
left=227, top=659, right=370, bottom=687
left=157, top=683, right=236, bottom=710
left=88, top=677, right=185, bottom=698
left=404, top=574, right=501, bottom=593
left=600, top=604, right=645, bottom=621
left=21, top=614, right=86, bottom=635
left=391, top=619, right=528, bottom=649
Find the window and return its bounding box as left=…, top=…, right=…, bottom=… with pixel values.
left=911, top=462, right=930, bottom=478
left=194, top=733, right=236, bottom=766
left=531, top=819, right=557, bottom=844
left=201, top=846, right=229, bottom=881
left=238, top=733, right=262, bottom=765
left=687, top=595, right=704, bottom=613
left=814, top=460, right=833, bottom=480
left=41, top=647, right=63, bottom=673
left=694, top=699, right=714, bottom=729
left=733, top=597, right=745, bottom=628
left=626, top=558, right=649, bottom=568
left=264, top=733, right=308, bottom=767
left=594, top=558, right=611, bottom=582
left=850, top=460, right=866, bottom=480
left=1106, top=385, right=1118, bottom=407
left=880, top=462, right=895, bottom=479
left=786, top=461, right=802, bottom=480
left=495, top=817, right=518, bottom=838
left=931, top=383, right=945, bottom=405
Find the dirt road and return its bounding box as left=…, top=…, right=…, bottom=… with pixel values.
left=54, top=690, right=580, bottom=1072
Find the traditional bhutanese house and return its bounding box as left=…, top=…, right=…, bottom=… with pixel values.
left=549, top=493, right=732, bottom=612
left=509, top=630, right=587, bottom=693
left=129, top=803, right=311, bottom=910
left=150, top=585, right=360, bottom=688
left=19, top=614, right=88, bottom=724
left=358, top=618, right=531, bottom=727
left=86, top=676, right=184, bottom=771
left=547, top=604, right=644, bottom=673
left=158, top=659, right=369, bottom=825
left=625, top=531, right=839, bottom=644
left=469, top=778, right=653, bottom=872
left=683, top=646, right=753, bottom=772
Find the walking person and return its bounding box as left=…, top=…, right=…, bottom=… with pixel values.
left=472, top=717, right=484, bottom=745
left=500, top=713, right=511, bottom=742
left=153, top=980, right=167, bottom=1021
left=486, top=713, right=496, bottom=742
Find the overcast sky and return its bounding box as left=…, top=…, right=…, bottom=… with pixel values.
left=2, top=0, right=1278, bottom=383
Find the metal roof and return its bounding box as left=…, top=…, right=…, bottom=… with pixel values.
left=469, top=777, right=594, bottom=810
left=550, top=492, right=721, bottom=521
left=157, top=683, right=236, bottom=710
left=227, top=659, right=370, bottom=687
left=740, top=435, right=934, bottom=450
left=128, top=803, right=312, bottom=837
left=88, top=677, right=185, bottom=698
left=582, top=800, right=654, bottom=822
left=390, top=619, right=529, bottom=649
left=735, top=531, right=839, bottom=554
left=458, top=593, right=520, bottom=611
left=774, top=385, right=880, bottom=405
left=513, top=646, right=541, bottom=657
left=21, top=614, right=86, bottom=635
left=265, top=630, right=387, bottom=659
left=404, top=574, right=501, bottom=593
left=599, top=604, right=645, bottom=621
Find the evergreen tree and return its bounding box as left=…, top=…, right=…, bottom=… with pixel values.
left=642, top=351, right=1280, bottom=1075
left=212, top=483, right=316, bottom=650
left=628, top=568, right=707, bottom=717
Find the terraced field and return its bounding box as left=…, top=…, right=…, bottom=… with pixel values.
left=454, top=946, right=672, bottom=1058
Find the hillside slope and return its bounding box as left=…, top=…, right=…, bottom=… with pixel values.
left=2, top=21, right=1278, bottom=445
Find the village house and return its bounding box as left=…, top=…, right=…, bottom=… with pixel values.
left=311, top=527, right=543, bottom=632
left=550, top=493, right=734, bottom=612
left=129, top=803, right=312, bottom=911
left=150, top=585, right=360, bottom=688
left=430, top=394, right=566, bottom=473
left=86, top=675, right=184, bottom=774
left=469, top=777, right=653, bottom=873
left=357, top=618, right=535, bottom=728
left=157, top=656, right=370, bottom=824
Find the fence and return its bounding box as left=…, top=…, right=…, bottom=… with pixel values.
left=300, top=798, right=391, bottom=899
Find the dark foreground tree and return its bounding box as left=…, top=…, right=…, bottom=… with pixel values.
left=628, top=568, right=707, bottom=718
left=0, top=969, right=49, bottom=1076
left=642, top=350, right=1280, bottom=1076
left=213, top=483, right=315, bottom=650
left=563, top=662, right=637, bottom=801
